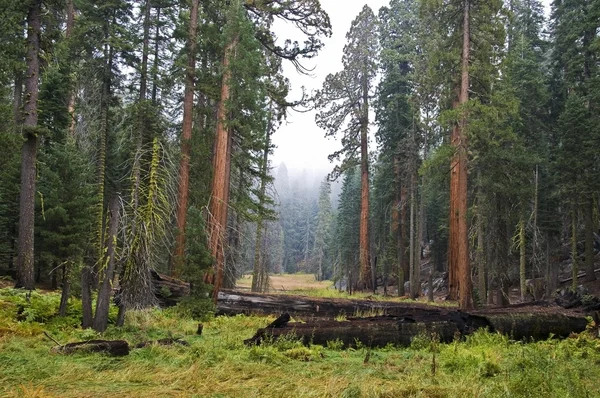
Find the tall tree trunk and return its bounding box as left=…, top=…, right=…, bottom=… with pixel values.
left=476, top=202, right=486, bottom=303
left=94, top=20, right=115, bottom=284
left=252, top=118, right=273, bottom=293
left=151, top=7, right=161, bottom=104
left=58, top=262, right=71, bottom=316
left=81, top=265, right=93, bottom=328
left=519, top=218, right=526, bottom=301
left=400, top=184, right=408, bottom=293
left=93, top=195, right=120, bottom=332
left=139, top=0, right=151, bottom=101
left=449, top=0, right=472, bottom=310
left=584, top=197, right=596, bottom=282
left=409, top=174, right=417, bottom=299
left=15, top=0, right=42, bottom=290
left=131, top=0, right=152, bottom=217
left=571, top=206, right=578, bottom=292
left=207, top=36, right=238, bottom=300
left=172, top=0, right=199, bottom=276
left=392, top=155, right=404, bottom=296
left=66, top=0, right=76, bottom=137
left=358, top=73, right=372, bottom=291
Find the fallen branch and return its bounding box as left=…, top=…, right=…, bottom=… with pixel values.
left=52, top=340, right=130, bottom=356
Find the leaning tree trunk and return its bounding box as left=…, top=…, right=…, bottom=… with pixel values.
left=172, top=0, right=199, bottom=276
left=15, top=0, right=42, bottom=291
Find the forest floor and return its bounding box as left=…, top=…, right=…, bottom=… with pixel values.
left=2, top=287, right=600, bottom=397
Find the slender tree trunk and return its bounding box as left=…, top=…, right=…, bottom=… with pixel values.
left=392, top=155, right=404, bottom=296
left=131, top=0, right=152, bottom=216
left=207, top=36, right=238, bottom=300
left=400, top=184, right=408, bottom=293
left=81, top=265, right=93, bottom=328
left=358, top=73, right=372, bottom=291
left=519, top=218, right=527, bottom=301
left=476, top=204, right=486, bottom=303
left=139, top=0, right=151, bottom=101
left=151, top=7, right=161, bottom=104
left=449, top=0, right=472, bottom=310
left=93, top=195, right=120, bottom=332
left=584, top=197, right=596, bottom=282
left=94, top=22, right=114, bottom=284
left=66, top=0, right=76, bottom=137
left=571, top=206, right=578, bottom=292
left=58, top=262, right=71, bottom=316
left=172, top=0, right=199, bottom=276
left=416, top=177, right=425, bottom=297
left=15, top=0, right=42, bottom=290
left=252, top=118, right=273, bottom=293
left=409, top=175, right=417, bottom=299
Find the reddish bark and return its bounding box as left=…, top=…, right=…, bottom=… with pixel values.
left=449, top=0, right=473, bottom=310
left=206, top=37, right=238, bottom=300
left=358, top=72, right=372, bottom=291
left=172, top=0, right=200, bottom=276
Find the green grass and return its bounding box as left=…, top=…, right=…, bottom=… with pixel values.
left=1, top=287, right=599, bottom=397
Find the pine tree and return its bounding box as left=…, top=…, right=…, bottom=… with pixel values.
left=15, top=0, right=42, bottom=290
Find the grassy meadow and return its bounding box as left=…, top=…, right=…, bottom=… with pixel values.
left=1, top=277, right=600, bottom=397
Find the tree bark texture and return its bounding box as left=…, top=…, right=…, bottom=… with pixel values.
left=81, top=265, right=93, bottom=328
left=519, top=219, right=527, bottom=301
left=571, top=206, right=578, bottom=291
left=93, top=195, right=120, bottom=332
left=392, top=155, right=403, bottom=296
left=449, top=0, right=472, bottom=310
left=58, top=262, right=70, bottom=316
left=251, top=119, right=273, bottom=293
left=15, top=0, right=42, bottom=290
left=172, top=0, right=200, bottom=276
left=207, top=36, right=238, bottom=300
left=245, top=311, right=588, bottom=349
left=66, top=0, right=76, bottom=137
left=358, top=72, right=372, bottom=291
left=53, top=340, right=130, bottom=356
left=584, top=198, right=596, bottom=282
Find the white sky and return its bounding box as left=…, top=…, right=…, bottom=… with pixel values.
left=270, top=0, right=552, bottom=175
left=271, top=0, right=390, bottom=174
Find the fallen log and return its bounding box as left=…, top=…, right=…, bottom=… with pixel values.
left=52, top=340, right=130, bottom=356
left=150, top=270, right=190, bottom=307
left=217, top=290, right=444, bottom=319
left=245, top=311, right=588, bottom=348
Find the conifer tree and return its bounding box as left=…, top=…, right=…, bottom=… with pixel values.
left=315, top=5, right=379, bottom=291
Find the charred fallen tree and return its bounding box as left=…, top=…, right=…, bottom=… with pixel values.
left=245, top=311, right=588, bottom=348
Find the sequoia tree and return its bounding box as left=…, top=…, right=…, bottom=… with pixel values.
left=315, top=5, right=379, bottom=291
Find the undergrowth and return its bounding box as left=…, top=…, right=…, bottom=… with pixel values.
left=1, top=287, right=599, bottom=397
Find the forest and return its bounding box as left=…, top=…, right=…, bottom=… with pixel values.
left=2, top=0, right=600, bottom=396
